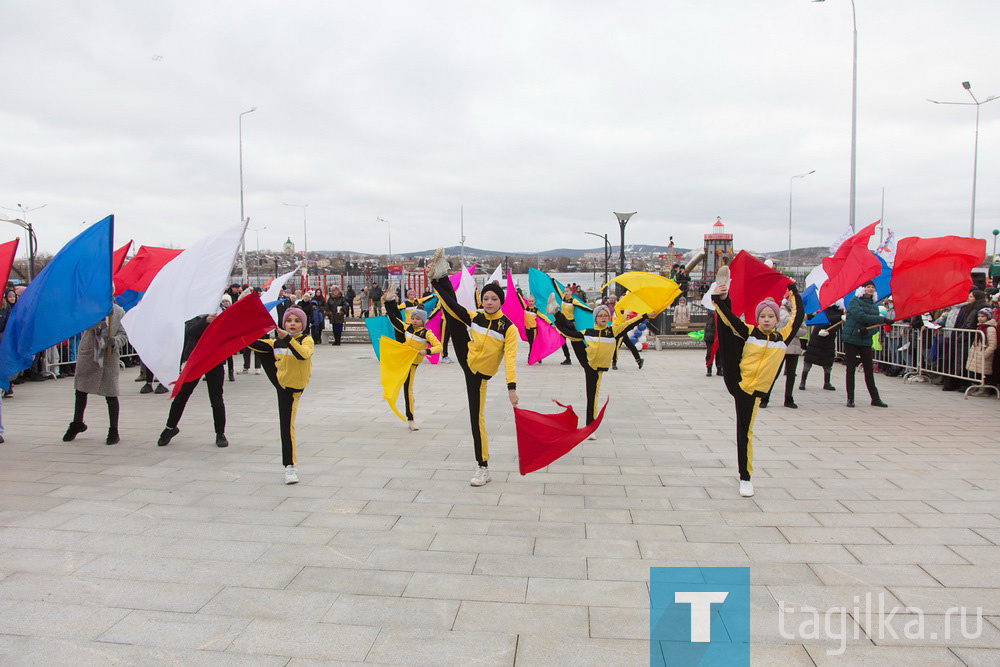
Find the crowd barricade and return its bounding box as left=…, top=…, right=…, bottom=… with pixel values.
left=37, top=338, right=141, bottom=379
left=835, top=323, right=998, bottom=399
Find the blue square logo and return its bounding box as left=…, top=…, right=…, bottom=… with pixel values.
left=650, top=567, right=750, bottom=666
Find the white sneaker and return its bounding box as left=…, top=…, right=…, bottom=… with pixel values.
left=470, top=466, right=491, bottom=487
left=441, top=356, right=454, bottom=364
left=427, top=248, right=451, bottom=280
left=255, top=369, right=261, bottom=375
left=546, top=293, right=559, bottom=315
left=739, top=480, right=754, bottom=497
left=586, top=434, right=597, bottom=441
left=238, top=368, right=249, bottom=375
left=408, top=421, right=419, bottom=431
left=284, top=466, right=299, bottom=484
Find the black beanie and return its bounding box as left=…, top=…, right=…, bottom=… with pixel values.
left=480, top=283, right=504, bottom=303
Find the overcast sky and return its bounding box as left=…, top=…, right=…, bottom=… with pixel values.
left=3, top=1, right=999, bottom=260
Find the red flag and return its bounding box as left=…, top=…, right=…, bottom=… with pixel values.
left=727, top=251, right=792, bottom=325
left=170, top=292, right=276, bottom=396
left=890, top=236, right=986, bottom=321
left=818, top=221, right=881, bottom=309
left=515, top=399, right=608, bottom=474
left=114, top=245, right=183, bottom=296
left=112, top=241, right=132, bottom=276
left=0, top=238, right=20, bottom=287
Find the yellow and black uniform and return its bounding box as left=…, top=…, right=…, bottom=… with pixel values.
left=432, top=276, right=517, bottom=466
left=712, top=286, right=803, bottom=481
left=553, top=309, right=645, bottom=425
left=249, top=332, right=314, bottom=467
left=386, top=299, right=443, bottom=421
left=402, top=294, right=435, bottom=325
left=611, top=307, right=644, bottom=368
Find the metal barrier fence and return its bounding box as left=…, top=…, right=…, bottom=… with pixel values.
left=30, top=337, right=141, bottom=380
left=835, top=323, right=999, bottom=399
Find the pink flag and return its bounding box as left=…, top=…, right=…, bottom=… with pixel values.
left=424, top=310, right=442, bottom=365
left=529, top=317, right=566, bottom=365
left=501, top=270, right=529, bottom=342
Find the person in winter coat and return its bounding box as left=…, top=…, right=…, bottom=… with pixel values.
left=0, top=289, right=18, bottom=398
left=842, top=280, right=892, bottom=408
left=360, top=288, right=371, bottom=318
left=800, top=304, right=843, bottom=391
left=62, top=304, right=128, bottom=445
left=703, top=306, right=723, bottom=377
left=345, top=285, right=356, bottom=317
left=966, top=308, right=998, bottom=394
left=673, top=297, right=690, bottom=326
left=326, top=286, right=350, bottom=345
left=943, top=290, right=990, bottom=391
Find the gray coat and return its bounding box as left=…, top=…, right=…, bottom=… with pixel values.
left=75, top=304, right=128, bottom=397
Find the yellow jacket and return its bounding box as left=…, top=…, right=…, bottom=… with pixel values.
left=440, top=299, right=519, bottom=388
left=250, top=333, right=314, bottom=390
left=403, top=326, right=442, bottom=365
left=712, top=290, right=803, bottom=396
left=523, top=305, right=538, bottom=329
left=556, top=312, right=644, bottom=371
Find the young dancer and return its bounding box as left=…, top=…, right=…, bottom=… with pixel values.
left=248, top=307, right=314, bottom=484
left=384, top=291, right=442, bottom=431
left=63, top=304, right=128, bottom=445
left=603, top=293, right=644, bottom=370
left=550, top=300, right=646, bottom=438
left=427, top=249, right=518, bottom=486
left=545, top=286, right=581, bottom=365
left=712, top=273, right=803, bottom=497
left=157, top=309, right=229, bottom=448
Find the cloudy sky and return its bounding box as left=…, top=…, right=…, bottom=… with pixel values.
left=2, top=1, right=999, bottom=260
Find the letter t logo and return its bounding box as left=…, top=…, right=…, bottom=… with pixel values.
left=674, top=591, right=729, bottom=642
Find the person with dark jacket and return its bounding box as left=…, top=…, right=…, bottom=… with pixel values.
left=326, top=287, right=350, bottom=345
left=703, top=308, right=723, bottom=377
left=0, top=289, right=17, bottom=398
left=943, top=290, right=990, bottom=391
left=157, top=312, right=228, bottom=448
left=800, top=304, right=843, bottom=391
left=345, top=285, right=356, bottom=317
left=842, top=280, right=892, bottom=408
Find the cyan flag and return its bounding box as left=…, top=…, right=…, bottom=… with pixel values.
left=528, top=267, right=594, bottom=330
left=0, top=215, right=114, bottom=390
left=364, top=316, right=395, bottom=360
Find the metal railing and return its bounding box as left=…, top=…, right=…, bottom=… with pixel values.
left=835, top=323, right=998, bottom=399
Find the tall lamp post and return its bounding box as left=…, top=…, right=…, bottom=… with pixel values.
left=0, top=203, right=45, bottom=281
left=928, top=82, right=999, bottom=237
left=283, top=203, right=308, bottom=279
left=614, top=211, right=636, bottom=279
left=584, top=231, right=611, bottom=298
left=376, top=217, right=392, bottom=265
left=814, top=0, right=858, bottom=231
left=238, top=107, right=257, bottom=283
left=788, top=170, right=816, bottom=268
left=249, top=225, right=266, bottom=284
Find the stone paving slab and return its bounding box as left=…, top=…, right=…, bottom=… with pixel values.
left=1, top=343, right=999, bottom=664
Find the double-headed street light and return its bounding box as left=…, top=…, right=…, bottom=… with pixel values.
left=1, top=203, right=45, bottom=281
left=788, top=170, right=816, bottom=268
left=614, top=212, right=636, bottom=279
left=238, top=106, right=257, bottom=284
left=584, top=231, right=611, bottom=298
left=928, top=82, right=999, bottom=238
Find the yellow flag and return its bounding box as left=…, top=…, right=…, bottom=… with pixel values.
left=379, top=336, right=420, bottom=421
left=604, top=272, right=681, bottom=317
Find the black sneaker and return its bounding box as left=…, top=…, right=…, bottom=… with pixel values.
left=823, top=384, right=836, bottom=391
left=216, top=434, right=229, bottom=448
left=612, top=364, right=618, bottom=370
left=637, top=358, right=644, bottom=370
left=784, top=400, right=798, bottom=409
left=139, top=384, right=153, bottom=394
left=154, top=384, right=168, bottom=394
left=62, top=421, right=88, bottom=442
left=846, top=399, right=855, bottom=408
left=561, top=359, right=572, bottom=366
left=157, top=427, right=179, bottom=446
left=106, top=429, right=120, bottom=445
left=759, top=400, right=768, bottom=409
left=871, top=400, right=888, bottom=408
left=706, top=368, right=713, bottom=377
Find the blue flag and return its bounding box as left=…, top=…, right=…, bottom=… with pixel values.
left=0, top=215, right=114, bottom=390
left=364, top=316, right=395, bottom=360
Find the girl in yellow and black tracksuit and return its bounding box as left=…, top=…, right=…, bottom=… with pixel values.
left=385, top=297, right=442, bottom=427
left=552, top=304, right=646, bottom=426
left=712, top=285, right=803, bottom=485
left=553, top=287, right=591, bottom=365
left=249, top=307, right=314, bottom=476
left=431, top=275, right=518, bottom=473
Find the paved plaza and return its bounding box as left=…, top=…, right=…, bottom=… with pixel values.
left=1, top=341, right=999, bottom=665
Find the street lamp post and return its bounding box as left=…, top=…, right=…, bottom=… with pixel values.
left=283, top=203, right=308, bottom=278
left=0, top=203, right=45, bottom=281
left=376, top=217, right=392, bottom=265
left=788, top=170, right=816, bottom=268
left=584, top=231, right=611, bottom=298
left=613, top=211, right=636, bottom=275
left=249, top=225, right=267, bottom=284
left=928, top=82, right=999, bottom=237
left=814, top=0, right=858, bottom=231
left=238, top=107, right=257, bottom=284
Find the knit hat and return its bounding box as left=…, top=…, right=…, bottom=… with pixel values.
left=861, top=279, right=876, bottom=288
left=480, top=283, right=504, bottom=303
left=755, top=298, right=780, bottom=321
left=220, top=294, right=232, bottom=307
left=411, top=308, right=428, bottom=323
left=282, top=307, right=307, bottom=328
left=979, top=307, right=994, bottom=317
left=593, top=304, right=611, bottom=321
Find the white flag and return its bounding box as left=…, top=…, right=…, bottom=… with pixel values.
left=487, top=263, right=503, bottom=285
left=262, top=267, right=300, bottom=323
left=457, top=264, right=478, bottom=311
left=122, top=221, right=247, bottom=389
